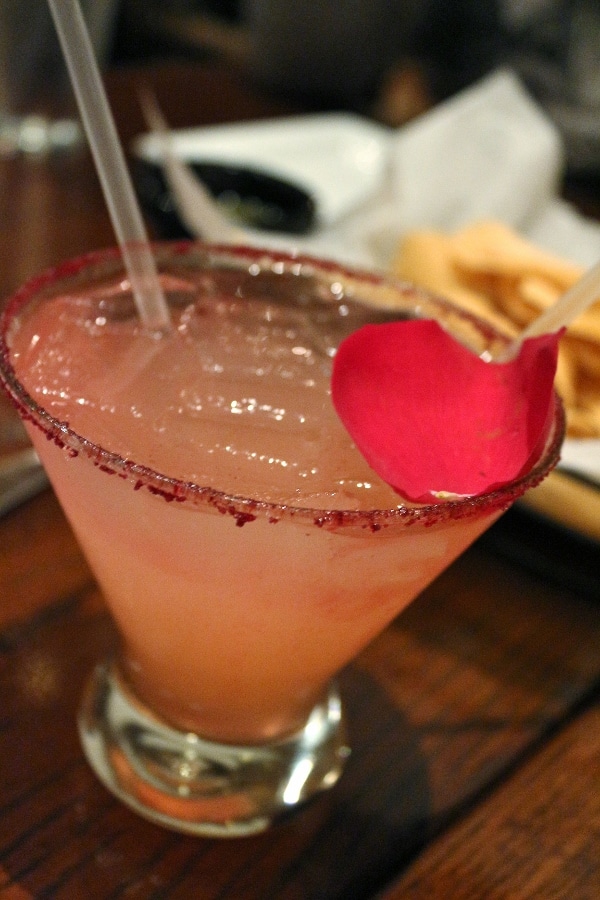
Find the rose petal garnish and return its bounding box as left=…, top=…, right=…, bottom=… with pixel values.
left=331, top=319, right=562, bottom=504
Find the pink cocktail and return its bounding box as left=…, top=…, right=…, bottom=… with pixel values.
left=0, top=243, right=563, bottom=836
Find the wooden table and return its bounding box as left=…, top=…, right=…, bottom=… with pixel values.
left=1, top=62, right=599, bottom=900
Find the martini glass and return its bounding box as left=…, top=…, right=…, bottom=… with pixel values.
left=0, top=243, right=563, bottom=837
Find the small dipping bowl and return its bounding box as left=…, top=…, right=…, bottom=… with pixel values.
left=133, top=158, right=317, bottom=237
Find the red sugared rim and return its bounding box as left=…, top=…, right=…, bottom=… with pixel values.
left=0, top=241, right=565, bottom=531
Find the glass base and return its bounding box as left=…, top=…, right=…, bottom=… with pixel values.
left=78, top=661, right=350, bottom=837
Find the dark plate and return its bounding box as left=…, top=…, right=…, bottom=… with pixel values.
left=133, top=158, right=317, bottom=239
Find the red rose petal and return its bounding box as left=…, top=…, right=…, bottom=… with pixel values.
left=331, top=319, right=562, bottom=504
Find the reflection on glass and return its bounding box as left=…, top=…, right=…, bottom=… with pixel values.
left=0, top=0, right=117, bottom=157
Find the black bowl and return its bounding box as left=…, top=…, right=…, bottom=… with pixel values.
left=133, top=158, right=317, bottom=238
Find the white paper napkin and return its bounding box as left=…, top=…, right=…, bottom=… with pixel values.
left=294, top=69, right=600, bottom=271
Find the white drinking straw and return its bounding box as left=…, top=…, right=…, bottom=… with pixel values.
left=516, top=257, right=600, bottom=342
left=46, top=0, right=171, bottom=333
left=498, top=257, right=600, bottom=361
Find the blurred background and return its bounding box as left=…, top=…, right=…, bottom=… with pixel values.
left=112, top=0, right=600, bottom=175
left=0, top=1, right=598, bottom=172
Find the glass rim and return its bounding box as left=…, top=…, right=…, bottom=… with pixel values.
left=0, top=241, right=565, bottom=531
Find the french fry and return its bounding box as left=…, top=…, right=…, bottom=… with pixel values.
left=568, top=405, right=600, bottom=438
left=392, top=231, right=519, bottom=333
left=554, top=344, right=579, bottom=409
left=565, top=336, right=600, bottom=379
left=492, top=279, right=540, bottom=327
left=449, top=220, right=584, bottom=287
left=519, top=274, right=562, bottom=309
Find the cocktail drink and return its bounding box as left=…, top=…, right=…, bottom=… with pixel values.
left=0, top=243, right=563, bottom=836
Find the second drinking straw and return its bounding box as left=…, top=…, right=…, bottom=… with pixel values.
left=515, top=258, right=600, bottom=342
left=46, top=0, right=171, bottom=334
left=499, top=257, right=600, bottom=361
